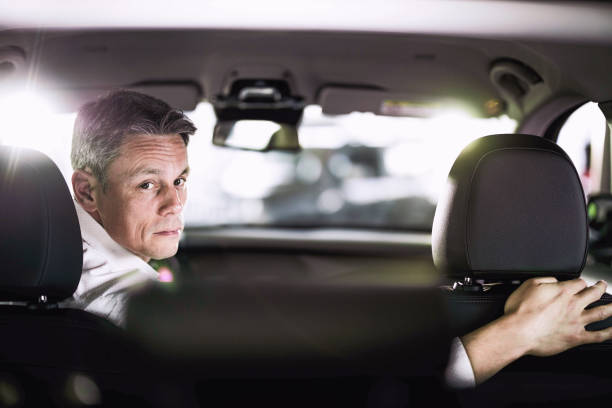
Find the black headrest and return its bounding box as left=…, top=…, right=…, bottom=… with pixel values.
left=432, top=134, right=588, bottom=281
left=0, top=146, right=82, bottom=302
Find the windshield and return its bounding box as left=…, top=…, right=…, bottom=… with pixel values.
left=0, top=99, right=515, bottom=231
left=184, top=103, right=515, bottom=230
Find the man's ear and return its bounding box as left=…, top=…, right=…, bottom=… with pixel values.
left=72, top=169, right=99, bottom=213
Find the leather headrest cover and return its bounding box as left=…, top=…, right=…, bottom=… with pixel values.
left=0, top=146, right=82, bottom=302
left=432, top=134, right=587, bottom=280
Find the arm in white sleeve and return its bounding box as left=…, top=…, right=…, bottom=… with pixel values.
left=444, top=336, right=476, bottom=389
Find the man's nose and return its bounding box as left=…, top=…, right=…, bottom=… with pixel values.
left=159, top=186, right=183, bottom=215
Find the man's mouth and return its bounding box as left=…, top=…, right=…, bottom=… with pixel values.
left=154, top=228, right=182, bottom=236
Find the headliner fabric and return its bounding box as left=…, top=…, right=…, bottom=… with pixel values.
left=431, top=134, right=588, bottom=280
left=0, top=146, right=82, bottom=302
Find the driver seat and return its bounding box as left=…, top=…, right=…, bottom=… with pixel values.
left=0, top=146, right=150, bottom=406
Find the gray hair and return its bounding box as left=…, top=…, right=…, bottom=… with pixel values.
left=71, top=90, right=197, bottom=189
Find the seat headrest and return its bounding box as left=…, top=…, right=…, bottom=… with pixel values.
left=0, top=146, right=82, bottom=302
left=432, top=134, right=588, bottom=281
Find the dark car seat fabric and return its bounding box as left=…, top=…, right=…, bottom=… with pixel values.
left=0, top=146, right=82, bottom=302
left=0, top=146, right=156, bottom=406
left=432, top=133, right=588, bottom=281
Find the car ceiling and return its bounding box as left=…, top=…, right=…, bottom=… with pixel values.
left=0, top=1, right=611, bottom=120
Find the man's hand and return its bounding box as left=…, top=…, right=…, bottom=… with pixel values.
left=461, top=277, right=612, bottom=385
left=504, top=277, right=612, bottom=357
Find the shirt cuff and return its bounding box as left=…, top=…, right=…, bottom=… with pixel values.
left=444, top=336, right=476, bottom=389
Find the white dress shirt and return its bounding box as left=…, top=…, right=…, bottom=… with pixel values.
left=445, top=337, right=476, bottom=388
left=60, top=201, right=159, bottom=327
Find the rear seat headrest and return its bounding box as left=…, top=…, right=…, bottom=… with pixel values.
left=432, top=134, right=588, bottom=281
left=0, top=146, right=82, bottom=302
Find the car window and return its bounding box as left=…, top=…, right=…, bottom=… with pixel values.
left=0, top=97, right=516, bottom=231
left=556, top=102, right=608, bottom=196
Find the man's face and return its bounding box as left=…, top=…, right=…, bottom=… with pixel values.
left=93, top=133, right=188, bottom=262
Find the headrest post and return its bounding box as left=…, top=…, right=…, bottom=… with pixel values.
left=451, top=275, right=484, bottom=292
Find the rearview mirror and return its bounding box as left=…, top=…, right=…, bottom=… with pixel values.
left=213, top=120, right=300, bottom=152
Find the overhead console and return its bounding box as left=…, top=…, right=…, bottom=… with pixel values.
left=213, top=78, right=304, bottom=124
left=211, top=66, right=305, bottom=151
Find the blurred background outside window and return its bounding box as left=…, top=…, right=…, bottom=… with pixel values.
left=556, top=102, right=608, bottom=197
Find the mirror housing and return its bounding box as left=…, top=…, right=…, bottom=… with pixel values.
left=212, top=79, right=304, bottom=151
left=213, top=120, right=300, bottom=152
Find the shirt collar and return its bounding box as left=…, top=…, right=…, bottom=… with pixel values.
left=74, top=200, right=158, bottom=278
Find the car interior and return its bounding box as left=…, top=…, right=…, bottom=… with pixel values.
left=1, top=1, right=612, bottom=407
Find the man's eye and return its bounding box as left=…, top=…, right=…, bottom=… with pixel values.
left=139, top=182, right=154, bottom=190
left=174, top=177, right=186, bottom=187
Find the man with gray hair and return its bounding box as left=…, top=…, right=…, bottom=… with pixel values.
left=62, top=90, right=196, bottom=326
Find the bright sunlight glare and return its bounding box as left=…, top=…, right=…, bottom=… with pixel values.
left=0, top=91, right=77, bottom=183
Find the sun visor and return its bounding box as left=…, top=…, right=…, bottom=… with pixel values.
left=129, top=82, right=202, bottom=111
left=42, top=81, right=202, bottom=113
left=319, top=86, right=503, bottom=118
